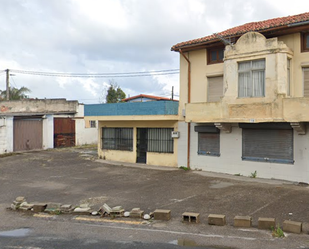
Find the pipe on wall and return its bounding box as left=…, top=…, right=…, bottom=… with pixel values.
left=179, top=49, right=191, bottom=169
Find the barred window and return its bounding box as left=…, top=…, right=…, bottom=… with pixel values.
left=147, top=128, right=174, bottom=153
left=102, top=128, right=133, bottom=151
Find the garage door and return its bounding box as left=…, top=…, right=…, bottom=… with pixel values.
left=13, top=118, right=43, bottom=152
left=54, top=118, right=75, bottom=148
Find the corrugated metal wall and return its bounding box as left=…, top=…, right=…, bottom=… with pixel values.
left=54, top=118, right=75, bottom=148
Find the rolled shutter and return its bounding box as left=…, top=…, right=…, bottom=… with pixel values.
left=242, top=128, right=293, bottom=164
left=208, top=76, right=223, bottom=102
left=198, top=132, right=220, bottom=156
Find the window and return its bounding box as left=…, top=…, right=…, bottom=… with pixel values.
left=90, top=120, right=96, bottom=128
left=207, top=47, right=224, bottom=64
left=147, top=128, right=174, bottom=153
left=208, top=76, right=223, bottom=102
left=301, top=33, right=309, bottom=52
left=241, top=123, right=293, bottom=164
left=195, top=126, right=220, bottom=156
left=102, top=128, right=133, bottom=151
left=303, top=67, right=309, bottom=97
left=238, top=59, right=265, bottom=97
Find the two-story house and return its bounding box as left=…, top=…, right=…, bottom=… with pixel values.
left=172, top=12, right=309, bottom=182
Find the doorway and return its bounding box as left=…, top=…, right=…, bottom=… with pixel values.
left=136, top=128, right=147, bottom=163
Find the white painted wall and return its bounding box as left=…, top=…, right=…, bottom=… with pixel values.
left=0, top=117, right=13, bottom=154
left=185, top=123, right=309, bottom=183
left=43, top=115, right=54, bottom=149
left=75, top=104, right=97, bottom=145
left=177, top=121, right=188, bottom=168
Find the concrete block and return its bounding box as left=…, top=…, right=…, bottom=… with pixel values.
left=208, top=214, right=226, bottom=226
left=283, top=220, right=302, bottom=234
left=32, top=203, right=47, bottom=213
left=154, top=209, right=171, bottom=221
left=258, top=217, right=276, bottom=230
left=234, top=216, right=252, bottom=228
left=182, top=212, right=200, bottom=223
left=302, top=222, right=309, bottom=234
left=61, top=204, right=72, bottom=210
left=130, top=208, right=144, bottom=218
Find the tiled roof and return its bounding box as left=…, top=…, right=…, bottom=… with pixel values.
left=172, top=12, right=309, bottom=51
left=122, top=94, right=178, bottom=102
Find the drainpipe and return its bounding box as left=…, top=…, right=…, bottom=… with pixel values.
left=179, top=49, right=191, bottom=169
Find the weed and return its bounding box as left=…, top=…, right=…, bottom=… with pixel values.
left=179, top=166, right=190, bottom=171
left=271, top=224, right=285, bottom=238
left=250, top=170, right=257, bottom=178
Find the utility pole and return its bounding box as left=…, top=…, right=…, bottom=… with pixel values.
left=171, top=86, right=174, bottom=100
left=5, top=69, right=9, bottom=100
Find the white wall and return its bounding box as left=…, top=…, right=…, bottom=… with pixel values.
left=43, top=115, right=54, bottom=149
left=0, top=116, right=13, bottom=154
left=186, top=123, right=309, bottom=183
left=75, top=104, right=98, bottom=146
left=177, top=121, right=188, bottom=168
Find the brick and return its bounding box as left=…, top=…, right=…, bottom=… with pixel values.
left=154, top=209, right=171, bottom=221
left=182, top=212, right=200, bottom=223
left=234, top=216, right=252, bottom=228
left=258, top=217, right=276, bottom=230
left=283, top=220, right=302, bottom=234
left=208, top=214, right=226, bottom=226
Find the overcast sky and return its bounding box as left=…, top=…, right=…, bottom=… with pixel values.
left=0, top=0, right=307, bottom=103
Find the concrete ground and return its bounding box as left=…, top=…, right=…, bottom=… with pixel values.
left=1, top=147, right=309, bottom=249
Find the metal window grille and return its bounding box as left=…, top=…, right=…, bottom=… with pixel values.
left=147, top=128, right=174, bottom=153
left=102, top=128, right=133, bottom=151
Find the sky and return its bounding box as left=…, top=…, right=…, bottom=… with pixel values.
left=0, top=0, right=307, bottom=104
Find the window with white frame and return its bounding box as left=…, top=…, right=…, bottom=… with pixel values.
left=238, top=59, right=265, bottom=97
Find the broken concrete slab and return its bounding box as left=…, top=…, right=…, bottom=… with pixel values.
left=73, top=207, right=91, bottom=215
left=20, top=202, right=34, bottom=210
left=16, top=196, right=26, bottom=203
left=101, top=203, right=112, bottom=214
left=32, top=203, right=48, bottom=213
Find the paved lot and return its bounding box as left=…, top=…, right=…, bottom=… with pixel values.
left=1, top=147, right=309, bottom=248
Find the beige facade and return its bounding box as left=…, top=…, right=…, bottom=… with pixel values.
left=84, top=117, right=179, bottom=167
left=98, top=120, right=178, bottom=167
left=176, top=28, right=309, bottom=182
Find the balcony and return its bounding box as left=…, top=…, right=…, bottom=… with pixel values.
left=85, top=101, right=179, bottom=121
left=185, top=97, right=309, bottom=124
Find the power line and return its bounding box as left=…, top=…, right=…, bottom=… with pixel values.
left=8, top=68, right=179, bottom=78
